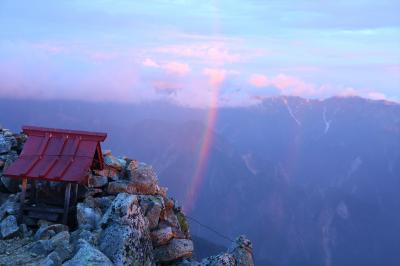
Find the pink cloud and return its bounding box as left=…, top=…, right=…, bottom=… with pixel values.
left=272, top=74, right=316, bottom=95
left=337, top=87, right=360, bottom=97
left=203, top=68, right=228, bottom=87
left=249, top=73, right=316, bottom=96
left=249, top=74, right=269, bottom=88
left=142, top=58, right=160, bottom=68
left=155, top=43, right=241, bottom=64
left=163, top=61, right=191, bottom=76
left=367, top=91, right=387, bottom=101
left=142, top=59, right=190, bottom=76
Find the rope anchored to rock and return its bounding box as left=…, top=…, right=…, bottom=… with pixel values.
left=185, top=215, right=235, bottom=243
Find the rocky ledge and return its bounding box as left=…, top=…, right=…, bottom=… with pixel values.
left=0, top=126, right=254, bottom=265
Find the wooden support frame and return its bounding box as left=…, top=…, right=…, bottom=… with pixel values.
left=31, top=180, right=38, bottom=204
left=72, top=183, right=79, bottom=206
left=18, top=177, right=27, bottom=223
left=62, top=183, right=72, bottom=224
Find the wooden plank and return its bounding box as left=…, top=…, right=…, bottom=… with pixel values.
left=31, top=180, right=38, bottom=204
left=62, top=183, right=71, bottom=224
left=27, top=211, right=59, bottom=221
left=18, top=177, right=28, bottom=223
left=23, top=205, right=66, bottom=214
left=72, top=183, right=79, bottom=206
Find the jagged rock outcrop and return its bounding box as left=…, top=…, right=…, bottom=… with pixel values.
left=0, top=126, right=254, bottom=265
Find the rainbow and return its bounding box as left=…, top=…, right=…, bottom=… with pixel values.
left=184, top=88, right=219, bottom=212
left=183, top=0, right=222, bottom=212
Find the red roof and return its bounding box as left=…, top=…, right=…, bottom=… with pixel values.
left=3, top=126, right=107, bottom=183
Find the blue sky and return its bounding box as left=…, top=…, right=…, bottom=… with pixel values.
left=0, top=0, right=399, bottom=106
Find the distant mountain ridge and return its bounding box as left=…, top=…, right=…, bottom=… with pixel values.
left=1, top=96, right=399, bottom=265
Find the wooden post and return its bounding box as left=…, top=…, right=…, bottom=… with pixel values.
left=62, top=183, right=72, bottom=224
left=31, top=180, right=38, bottom=204
left=18, top=177, right=28, bottom=223
left=71, top=183, right=79, bottom=206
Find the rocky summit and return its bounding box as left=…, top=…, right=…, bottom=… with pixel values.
left=0, top=126, right=254, bottom=266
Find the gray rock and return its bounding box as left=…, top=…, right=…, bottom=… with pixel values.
left=153, top=239, right=194, bottom=263
left=0, top=135, right=11, bottom=154
left=62, top=239, right=113, bottom=266
left=35, top=224, right=68, bottom=241
left=127, top=163, right=159, bottom=195
left=199, top=253, right=236, bottom=266
left=50, top=231, right=70, bottom=249
left=88, top=174, right=108, bottom=188
left=19, top=223, right=32, bottom=238
left=1, top=151, right=19, bottom=193
left=0, top=194, right=19, bottom=220
left=199, top=236, right=254, bottom=266
left=103, top=151, right=126, bottom=171
left=150, top=226, right=174, bottom=246
left=70, top=228, right=98, bottom=246
left=54, top=244, right=73, bottom=262
left=39, top=251, right=61, bottom=266
left=94, top=166, right=120, bottom=181
left=228, top=235, right=254, bottom=266
left=139, top=195, right=164, bottom=230
left=30, top=239, right=54, bottom=255
left=99, top=193, right=154, bottom=265
left=76, top=202, right=102, bottom=230
left=107, top=180, right=136, bottom=195
left=93, top=196, right=115, bottom=213
left=0, top=215, right=19, bottom=239
left=164, top=208, right=180, bottom=229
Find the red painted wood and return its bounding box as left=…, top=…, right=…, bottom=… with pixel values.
left=3, top=125, right=107, bottom=183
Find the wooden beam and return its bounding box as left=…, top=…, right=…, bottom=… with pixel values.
left=31, top=180, right=38, bottom=204
left=72, top=183, right=79, bottom=206
left=62, top=183, right=72, bottom=224
left=18, top=177, right=28, bottom=223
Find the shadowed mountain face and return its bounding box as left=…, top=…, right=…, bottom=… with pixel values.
left=1, top=96, right=400, bottom=265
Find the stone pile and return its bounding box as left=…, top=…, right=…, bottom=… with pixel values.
left=0, top=126, right=254, bottom=265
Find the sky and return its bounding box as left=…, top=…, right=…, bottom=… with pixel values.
left=0, top=0, right=399, bottom=107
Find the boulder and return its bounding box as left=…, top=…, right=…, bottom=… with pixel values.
left=29, top=239, right=54, bottom=255
left=50, top=231, right=70, bottom=249
left=103, top=151, right=126, bottom=171
left=70, top=228, right=98, bottom=247
left=0, top=215, right=19, bottom=239
left=150, top=226, right=174, bottom=246
left=127, top=163, right=159, bottom=195
left=39, top=251, right=61, bottom=266
left=62, top=239, right=113, bottom=266
left=98, top=193, right=154, bottom=265
left=0, top=194, right=19, bottom=220
left=34, top=224, right=68, bottom=241
left=87, top=174, right=108, bottom=188
left=1, top=151, right=19, bottom=193
left=163, top=208, right=180, bottom=229
left=126, top=159, right=139, bottom=172
left=153, top=238, right=194, bottom=263
left=76, top=202, right=102, bottom=230
left=94, top=167, right=119, bottom=181
left=107, top=180, right=136, bottom=195
left=139, top=195, right=164, bottom=230
left=0, top=135, right=11, bottom=154
left=200, top=253, right=236, bottom=266
left=228, top=235, right=254, bottom=266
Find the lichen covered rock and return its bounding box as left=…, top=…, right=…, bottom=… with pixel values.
left=99, top=193, right=154, bottom=265
left=63, top=239, right=113, bottom=266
